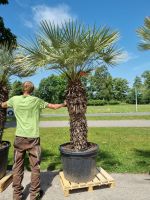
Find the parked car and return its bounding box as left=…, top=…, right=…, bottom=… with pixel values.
left=7, top=108, right=14, bottom=116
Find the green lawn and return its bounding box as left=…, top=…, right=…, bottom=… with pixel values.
left=3, top=127, right=150, bottom=173
left=42, top=104, right=150, bottom=114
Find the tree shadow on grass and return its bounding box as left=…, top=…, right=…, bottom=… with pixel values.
left=96, top=149, right=122, bottom=171
left=133, top=149, right=150, bottom=170
left=134, top=149, right=150, bottom=158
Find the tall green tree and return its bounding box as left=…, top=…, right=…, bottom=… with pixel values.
left=0, top=17, right=17, bottom=49
left=133, top=76, right=143, bottom=89
left=90, top=66, right=113, bottom=101
left=137, top=17, right=150, bottom=51
left=112, top=78, right=129, bottom=101
left=142, top=71, right=150, bottom=89
left=38, top=75, right=66, bottom=103
left=141, top=71, right=150, bottom=103
left=17, top=21, right=122, bottom=151
left=127, top=76, right=143, bottom=104
left=10, top=80, right=23, bottom=97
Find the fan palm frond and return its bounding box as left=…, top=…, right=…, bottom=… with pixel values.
left=0, top=44, right=35, bottom=83
left=137, top=17, right=150, bottom=51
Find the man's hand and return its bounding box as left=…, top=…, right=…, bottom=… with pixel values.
left=0, top=102, right=8, bottom=108
left=63, top=100, right=67, bottom=107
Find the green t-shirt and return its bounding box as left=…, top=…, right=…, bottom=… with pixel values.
left=7, top=95, right=48, bottom=138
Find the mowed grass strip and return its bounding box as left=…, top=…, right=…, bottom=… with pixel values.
left=3, top=127, right=150, bottom=173
left=42, top=104, right=150, bottom=114
left=40, top=115, right=150, bottom=121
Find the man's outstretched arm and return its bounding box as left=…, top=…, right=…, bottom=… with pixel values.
left=0, top=102, right=8, bottom=108
left=47, top=101, right=67, bottom=110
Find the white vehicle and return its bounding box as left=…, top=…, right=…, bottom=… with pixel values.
left=7, top=108, right=14, bottom=117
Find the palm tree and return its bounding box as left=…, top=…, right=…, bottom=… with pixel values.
left=17, top=21, right=122, bottom=151
left=137, top=17, right=150, bottom=51
left=0, top=45, right=35, bottom=144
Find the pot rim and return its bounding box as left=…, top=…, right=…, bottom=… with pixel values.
left=59, top=142, right=99, bottom=156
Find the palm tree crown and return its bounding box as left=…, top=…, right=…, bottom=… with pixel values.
left=20, top=21, right=122, bottom=80
left=0, top=44, right=35, bottom=85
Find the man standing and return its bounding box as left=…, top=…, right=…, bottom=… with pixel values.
left=1, top=81, right=66, bottom=200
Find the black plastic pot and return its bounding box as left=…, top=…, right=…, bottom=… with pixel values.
left=0, top=141, right=11, bottom=180
left=59, top=142, right=99, bottom=183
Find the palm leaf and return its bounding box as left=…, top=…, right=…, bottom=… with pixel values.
left=137, top=17, right=150, bottom=51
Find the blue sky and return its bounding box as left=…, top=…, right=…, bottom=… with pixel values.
left=0, top=0, right=150, bottom=87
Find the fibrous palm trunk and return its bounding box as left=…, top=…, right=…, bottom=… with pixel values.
left=0, top=82, right=8, bottom=144
left=66, top=79, right=88, bottom=151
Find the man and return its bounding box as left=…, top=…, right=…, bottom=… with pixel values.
left=0, top=81, right=66, bottom=200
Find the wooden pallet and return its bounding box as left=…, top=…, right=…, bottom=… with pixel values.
left=0, top=172, right=13, bottom=192
left=59, top=168, right=115, bottom=197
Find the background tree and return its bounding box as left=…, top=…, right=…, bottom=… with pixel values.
left=0, top=17, right=17, bottom=49
left=141, top=71, right=150, bottom=103
left=17, top=21, right=122, bottom=151
left=9, top=80, right=23, bottom=97
left=37, top=75, right=66, bottom=103
left=127, top=76, right=143, bottom=104
left=137, top=17, right=150, bottom=51
left=112, top=78, right=129, bottom=101
left=90, top=66, right=113, bottom=101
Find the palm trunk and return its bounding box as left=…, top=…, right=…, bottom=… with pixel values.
left=66, top=79, right=88, bottom=151
left=0, top=82, right=8, bottom=144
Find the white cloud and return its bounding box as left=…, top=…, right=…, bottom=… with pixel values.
left=121, top=51, right=138, bottom=63
left=24, top=4, right=75, bottom=28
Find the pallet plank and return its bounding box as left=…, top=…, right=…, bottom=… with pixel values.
left=99, top=168, right=114, bottom=182
left=59, top=172, right=70, bottom=189
left=0, top=173, right=13, bottom=192
left=96, top=171, right=108, bottom=184
left=70, top=181, right=78, bottom=189
left=93, top=176, right=101, bottom=185
left=60, top=177, right=70, bottom=197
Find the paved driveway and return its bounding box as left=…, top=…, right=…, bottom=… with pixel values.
left=1, top=171, right=150, bottom=200
left=39, top=120, right=150, bottom=127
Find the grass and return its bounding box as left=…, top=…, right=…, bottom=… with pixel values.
left=42, top=104, right=150, bottom=114
left=3, top=127, right=150, bottom=173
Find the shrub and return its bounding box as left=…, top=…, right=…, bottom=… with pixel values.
left=87, top=99, right=107, bottom=106
left=108, top=100, right=120, bottom=105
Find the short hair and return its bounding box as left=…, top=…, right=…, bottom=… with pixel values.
left=22, top=81, right=34, bottom=94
